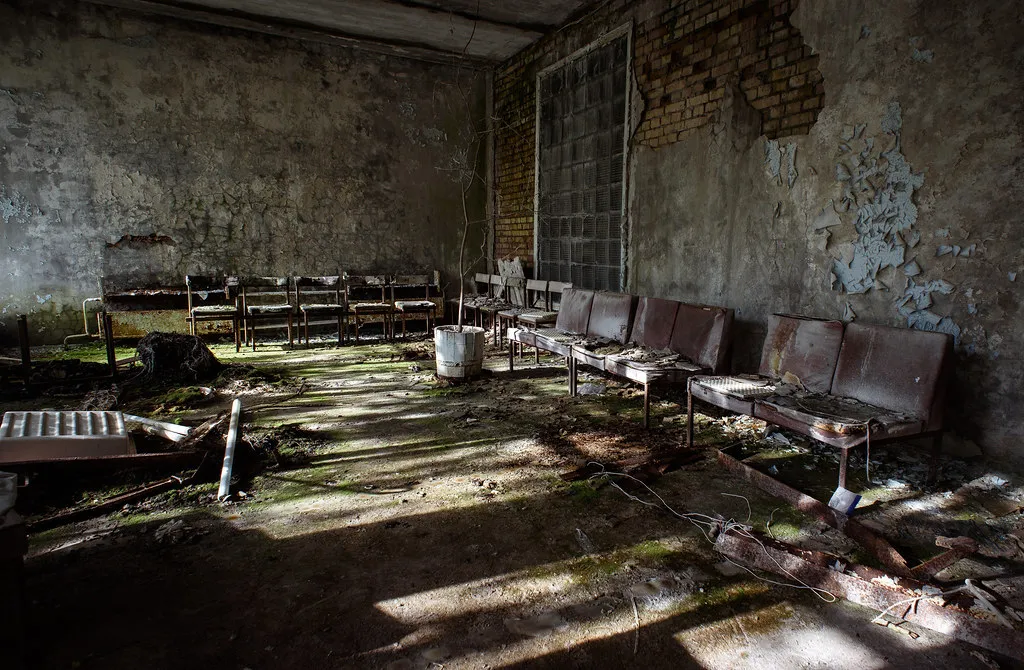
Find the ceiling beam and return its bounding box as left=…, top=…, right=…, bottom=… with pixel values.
left=385, top=0, right=555, bottom=35
left=85, top=0, right=537, bottom=66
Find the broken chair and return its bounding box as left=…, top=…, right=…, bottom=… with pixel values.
left=239, top=276, right=295, bottom=351
left=185, top=275, right=241, bottom=352
left=392, top=273, right=440, bottom=338
left=295, top=276, right=346, bottom=347
left=687, top=314, right=953, bottom=495
left=345, top=274, right=394, bottom=342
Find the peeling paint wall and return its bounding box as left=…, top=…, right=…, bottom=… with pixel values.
left=0, top=1, right=486, bottom=342
left=628, top=0, right=1024, bottom=464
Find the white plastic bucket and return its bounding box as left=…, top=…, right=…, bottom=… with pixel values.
left=434, top=326, right=485, bottom=380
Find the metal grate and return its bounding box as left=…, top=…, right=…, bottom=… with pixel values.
left=0, top=411, right=134, bottom=464
left=697, top=377, right=777, bottom=399
left=1, top=411, right=126, bottom=438
left=537, top=35, right=628, bottom=291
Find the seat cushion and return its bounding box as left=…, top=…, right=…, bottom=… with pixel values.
left=689, top=375, right=760, bottom=416
left=604, top=349, right=704, bottom=384
left=570, top=340, right=627, bottom=369
left=516, top=310, right=557, bottom=326
left=508, top=327, right=537, bottom=347
left=753, top=392, right=924, bottom=449
left=192, top=305, right=236, bottom=315
left=247, top=304, right=292, bottom=315
left=352, top=303, right=393, bottom=312
left=300, top=303, right=343, bottom=311
left=533, top=327, right=583, bottom=357
left=478, top=301, right=513, bottom=314
left=395, top=300, right=435, bottom=311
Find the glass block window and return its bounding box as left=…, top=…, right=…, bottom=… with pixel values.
left=536, top=34, right=628, bottom=290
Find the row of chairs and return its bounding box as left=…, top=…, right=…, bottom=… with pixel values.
left=185, top=274, right=440, bottom=351
left=449, top=273, right=572, bottom=343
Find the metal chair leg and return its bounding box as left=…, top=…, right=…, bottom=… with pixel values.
left=569, top=357, right=577, bottom=396
left=686, top=379, right=694, bottom=448
left=927, top=434, right=943, bottom=485
left=838, top=448, right=850, bottom=489
left=644, top=383, right=651, bottom=429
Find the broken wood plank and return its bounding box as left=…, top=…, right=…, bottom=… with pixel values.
left=715, top=529, right=1024, bottom=662
left=717, top=445, right=914, bottom=577
left=27, top=475, right=187, bottom=532
left=911, top=536, right=979, bottom=580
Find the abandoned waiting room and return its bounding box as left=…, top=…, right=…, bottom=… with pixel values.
left=1, top=0, right=1022, bottom=668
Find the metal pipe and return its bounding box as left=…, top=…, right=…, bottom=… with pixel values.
left=81, top=298, right=102, bottom=337
left=218, top=399, right=243, bottom=500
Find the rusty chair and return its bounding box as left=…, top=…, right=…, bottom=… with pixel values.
left=687, top=314, right=953, bottom=492
left=295, top=276, right=346, bottom=347
left=393, top=273, right=439, bottom=339
left=345, top=274, right=393, bottom=342
left=239, top=276, right=295, bottom=351
left=185, top=275, right=240, bottom=352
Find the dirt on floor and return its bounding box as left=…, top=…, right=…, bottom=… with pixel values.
left=5, top=335, right=1024, bottom=669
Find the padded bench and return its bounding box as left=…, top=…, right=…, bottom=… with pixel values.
left=507, top=287, right=594, bottom=373
left=687, top=314, right=953, bottom=491
left=580, top=297, right=733, bottom=427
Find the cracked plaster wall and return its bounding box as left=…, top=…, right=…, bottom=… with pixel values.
left=0, top=1, right=486, bottom=342
left=628, top=0, right=1024, bottom=464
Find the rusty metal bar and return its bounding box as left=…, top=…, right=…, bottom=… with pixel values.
left=911, top=536, right=979, bottom=580
left=715, top=530, right=1024, bottom=662
left=27, top=475, right=185, bottom=532
left=103, top=312, right=118, bottom=380
left=717, top=445, right=913, bottom=577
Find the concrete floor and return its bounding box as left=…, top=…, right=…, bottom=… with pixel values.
left=16, top=336, right=1017, bottom=669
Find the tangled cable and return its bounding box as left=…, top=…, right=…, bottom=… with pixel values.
left=586, top=463, right=836, bottom=602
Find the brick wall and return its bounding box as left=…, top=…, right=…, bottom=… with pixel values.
left=492, top=0, right=823, bottom=270
left=635, top=0, right=823, bottom=147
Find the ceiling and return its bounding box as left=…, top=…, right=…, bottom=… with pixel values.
left=89, top=0, right=598, bottom=64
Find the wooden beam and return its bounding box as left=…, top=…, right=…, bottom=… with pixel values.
left=84, top=0, right=540, bottom=65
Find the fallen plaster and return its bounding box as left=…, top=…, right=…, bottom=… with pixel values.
left=0, top=186, right=39, bottom=225
left=827, top=102, right=963, bottom=342
left=910, top=37, right=935, bottom=64
left=764, top=140, right=798, bottom=188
